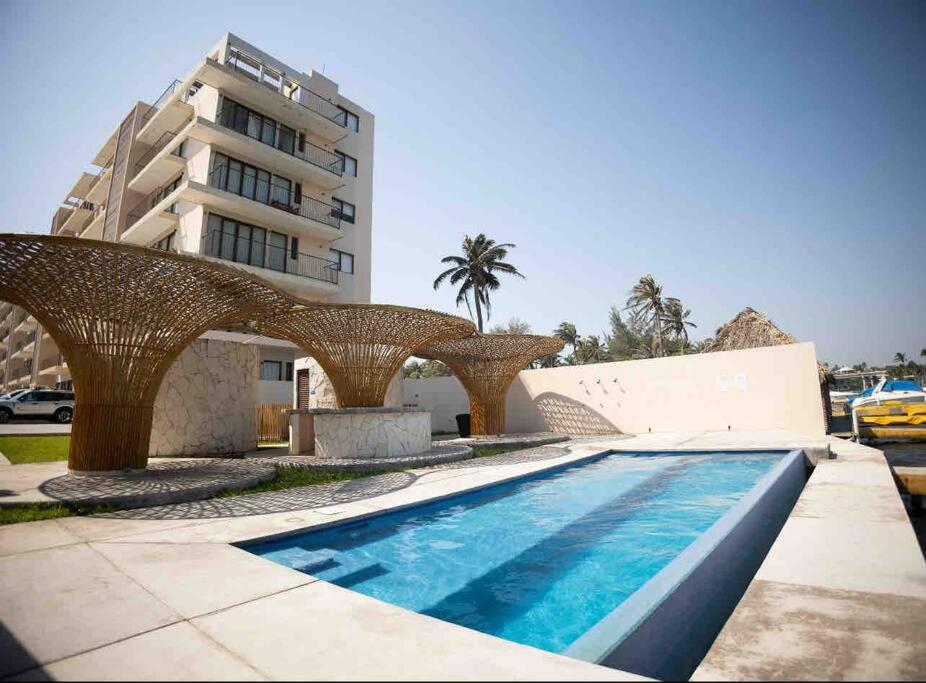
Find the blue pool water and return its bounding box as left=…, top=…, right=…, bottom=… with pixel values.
left=248, top=451, right=788, bottom=656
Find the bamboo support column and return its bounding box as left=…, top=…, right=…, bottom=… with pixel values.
left=419, top=334, right=564, bottom=435
left=0, top=234, right=292, bottom=471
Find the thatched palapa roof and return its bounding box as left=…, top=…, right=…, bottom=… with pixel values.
left=704, top=307, right=796, bottom=352
left=704, top=307, right=831, bottom=383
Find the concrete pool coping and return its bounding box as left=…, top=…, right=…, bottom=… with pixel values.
left=1, top=430, right=924, bottom=680
left=566, top=449, right=806, bottom=678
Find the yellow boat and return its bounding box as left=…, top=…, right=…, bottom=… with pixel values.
left=856, top=402, right=926, bottom=441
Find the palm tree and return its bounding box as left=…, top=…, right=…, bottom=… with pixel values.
left=663, top=297, right=697, bottom=353
left=921, top=348, right=925, bottom=358
left=894, top=352, right=907, bottom=365
left=553, top=322, right=580, bottom=362
left=433, top=234, right=524, bottom=332
left=577, top=335, right=609, bottom=364
left=626, top=274, right=666, bottom=357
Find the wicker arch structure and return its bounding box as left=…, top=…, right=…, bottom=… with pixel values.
left=420, top=334, right=564, bottom=435
left=257, top=304, right=475, bottom=407
left=0, top=234, right=293, bottom=472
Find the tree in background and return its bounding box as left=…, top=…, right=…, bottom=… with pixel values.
left=488, top=317, right=532, bottom=335
left=576, top=335, right=609, bottom=364
left=663, top=297, right=697, bottom=353
left=553, top=322, right=580, bottom=364
left=625, top=274, right=667, bottom=357
left=894, top=352, right=907, bottom=365
left=403, top=359, right=453, bottom=379
left=433, top=234, right=524, bottom=332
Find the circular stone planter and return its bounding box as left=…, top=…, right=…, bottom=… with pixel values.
left=38, top=459, right=278, bottom=510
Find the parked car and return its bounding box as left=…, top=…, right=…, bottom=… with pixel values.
left=0, top=389, right=74, bottom=424
left=0, top=388, right=32, bottom=401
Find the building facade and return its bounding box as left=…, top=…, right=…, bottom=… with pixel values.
left=1, top=33, right=374, bottom=401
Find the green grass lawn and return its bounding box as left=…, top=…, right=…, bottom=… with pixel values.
left=471, top=445, right=523, bottom=459
left=0, top=435, right=71, bottom=464
left=216, top=466, right=372, bottom=497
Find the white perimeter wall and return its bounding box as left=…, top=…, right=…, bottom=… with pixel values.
left=404, top=342, right=825, bottom=437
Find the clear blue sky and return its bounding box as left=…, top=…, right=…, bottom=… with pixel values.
left=1, top=0, right=923, bottom=366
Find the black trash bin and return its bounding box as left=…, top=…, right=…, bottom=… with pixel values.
left=455, top=413, right=471, bottom=438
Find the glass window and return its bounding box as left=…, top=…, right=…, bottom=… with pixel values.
left=330, top=248, right=354, bottom=274
left=277, top=124, right=295, bottom=155
left=268, top=232, right=287, bottom=272
left=235, top=224, right=251, bottom=264
left=331, top=198, right=355, bottom=223
left=260, top=116, right=275, bottom=145
left=336, top=151, right=357, bottom=177
left=240, top=165, right=257, bottom=200
left=152, top=230, right=176, bottom=252
left=246, top=110, right=262, bottom=140
left=206, top=214, right=223, bottom=257
left=260, top=361, right=282, bottom=381
left=232, top=103, right=249, bottom=135
left=285, top=362, right=294, bottom=382
left=227, top=160, right=243, bottom=194
left=220, top=219, right=236, bottom=261
left=250, top=227, right=265, bottom=267
left=256, top=169, right=271, bottom=204
left=211, top=153, right=227, bottom=188
left=270, top=177, right=290, bottom=207
left=339, top=107, right=359, bottom=132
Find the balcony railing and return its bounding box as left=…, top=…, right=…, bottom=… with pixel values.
left=126, top=179, right=181, bottom=227
left=225, top=48, right=347, bottom=128
left=215, top=106, right=343, bottom=176
left=141, top=79, right=200, bottom=126
left=202, top=232, right=339, bottom=286
left=133, top=130, right=183, bottom=176
left=208, top=164, right=341, bottom=230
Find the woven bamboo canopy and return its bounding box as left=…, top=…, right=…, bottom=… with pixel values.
left=0, top=234, right=476, bottom=471
left=0, top=234, right=294, bottom=471
left=257, top=303, right=475, bottom=407
left=420, top=334, right=564, bottom=435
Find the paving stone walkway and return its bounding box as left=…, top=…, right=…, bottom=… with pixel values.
left=96, top=439, right=605, bottom=521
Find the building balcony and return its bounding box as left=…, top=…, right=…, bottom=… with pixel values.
left=122, top=183, right=182, bottom=245
left=193, top=50, right=348, bottom=143
left=122, top=166, right=342, bottom=247
left=200, top=234, right=340, bottom=298
left=11, top=339, right=35, bottom=361
left=92, top=120, right=120, bottom=167
left=128, top=128, right=188, bottom=194
left=38, top=352, right=69, bottom=379
left=85, top=164, right=113, bottom=205
left=65, top=172, right=98, bottom=205
left=136, top=79, right=196, bottom=145
left=57, top=200, right=97, bottom=236
left=12, top=315, right=36, bottom=337
left=195, top=113, right=344, bottom=190
left=79, top=207, right=105, bottom=240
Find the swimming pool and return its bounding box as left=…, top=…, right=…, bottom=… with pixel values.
left=246, top=449, right=805, bottom=679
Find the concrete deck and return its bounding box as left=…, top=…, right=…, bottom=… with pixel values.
left=0, top=430, right=923, bottom=680
left=0, top=422, right=71, bottom=437
left=692, top=436, right=926, bottom=681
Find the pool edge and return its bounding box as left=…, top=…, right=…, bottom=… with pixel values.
left=565, top=448, right=807, bottom=679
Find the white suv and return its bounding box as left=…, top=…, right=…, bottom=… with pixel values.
left=0, top=389, right=74, bottom=424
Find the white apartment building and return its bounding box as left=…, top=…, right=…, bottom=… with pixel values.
left=1, top=33, right=374, bottom=405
